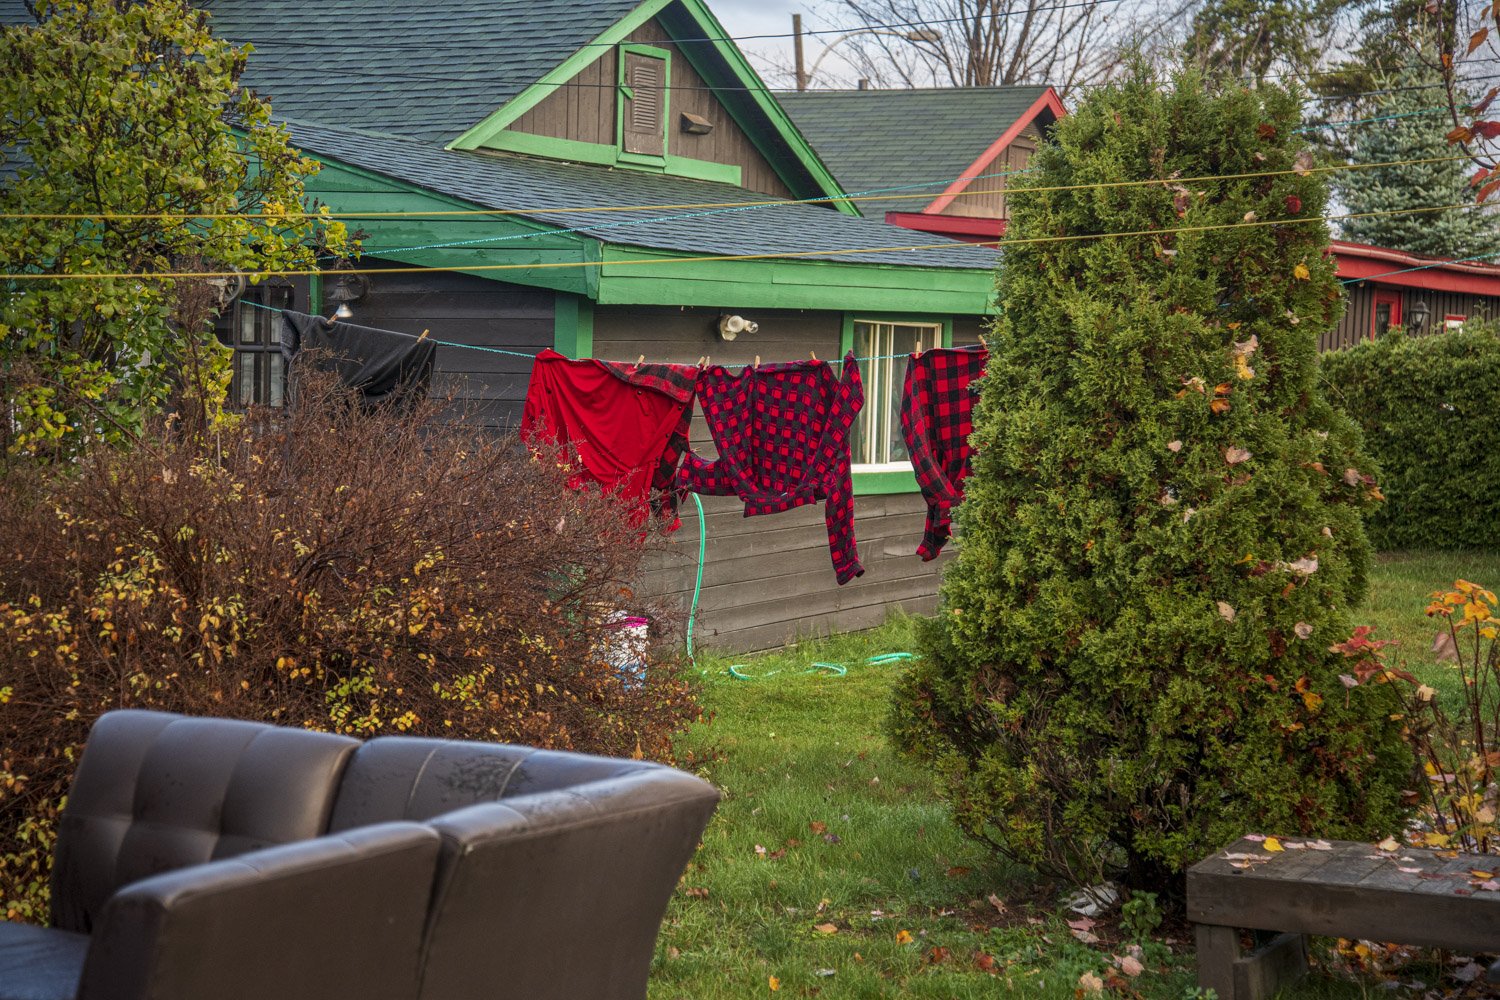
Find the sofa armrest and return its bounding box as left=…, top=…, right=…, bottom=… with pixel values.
left=77, top=822, right=439, bottom=1000
left=419, top=766, right=720, bottom=1000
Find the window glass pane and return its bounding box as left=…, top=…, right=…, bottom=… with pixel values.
left=237, top=352, right=255, bottom=406
left=850, top=321, right=937, bottom=466
left=268, top=351, right=284, bottom=408
left=238, top=303, right=257, bottom=344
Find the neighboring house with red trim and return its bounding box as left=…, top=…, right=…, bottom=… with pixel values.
left=1326, top=240, right=1500, bottom=350
left=778, top=86, right=1066, bottom=242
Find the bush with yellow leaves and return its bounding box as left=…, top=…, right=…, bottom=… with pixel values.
left=1333, top=580, right=1500, bottom=854
left=0, top=378, right=698, bottom=921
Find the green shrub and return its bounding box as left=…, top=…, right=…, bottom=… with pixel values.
left=890, top=70, right=1411, bottom=894
left=0, top=381, right=699, bottom=920
left=1320, top=323, right=1500, bottom=550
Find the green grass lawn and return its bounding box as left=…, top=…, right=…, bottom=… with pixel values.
left=650, top=550, right=1500, bottom=1000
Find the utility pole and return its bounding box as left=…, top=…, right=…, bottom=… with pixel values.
left=793, top=13, right=807, bottom=91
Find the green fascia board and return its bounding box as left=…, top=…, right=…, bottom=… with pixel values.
left=658, top=0, right=857, bottom=216
left=484, top=130, right=743, bottom=185
left=447, top=0, right=675, bottom=152
left=596, top=246, right=994, bottom=313
left=295, top=153, right=598, bottom=297
left=446, top=0, right=855, bottom=215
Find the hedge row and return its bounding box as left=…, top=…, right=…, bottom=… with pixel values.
left=1320, top=325, right=1500, bottom=550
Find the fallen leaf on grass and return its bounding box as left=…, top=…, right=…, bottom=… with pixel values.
left=926, top=946, right=952, bottom=965
left=988, top=894, right=1007, bottom=915
left=946, top=866, right=971, bottom=877
left=1116, top=955, right=1145, bottom=977
left=755, top=844, right=767, bottom=858
left=896, top=929, right=914, bottom=945
left=809, top=821, right=827, bottom=835
left=974, top=952, right=998, bottom=973
left=768, top=976, right=780, bottom=992
left=1078, top=971, right=1105, bottom=993
left=1217, top=601, right=1237, bottom=622
left=814, top=923, right=838, bottom=935
left=1071, top=928, right=1101, bottom=944
left=683, top=887, right=709, bottom=898
left=1225, top=447, right=1252, bottom=465
left=1067, top=917, right=1096, bottom=931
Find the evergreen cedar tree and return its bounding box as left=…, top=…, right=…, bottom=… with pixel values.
left=1337, top=64, right=1500, bottom=259
left=890, top=72, right=1412, bottom=893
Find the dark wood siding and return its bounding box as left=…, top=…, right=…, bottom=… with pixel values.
left=508, top=20, right=794, bottom=199
left=322, top=259, right=554, bottom=428
left=594, top=303, right=951, bottom=651
left=1328, top=282, right=1500, bottom=350
left=937, top=127, right=1037, bottom=221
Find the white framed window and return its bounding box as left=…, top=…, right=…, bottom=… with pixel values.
left=849, top=319, right=942, bottom=468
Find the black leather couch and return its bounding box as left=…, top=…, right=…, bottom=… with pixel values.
left=0, top=710, right=720, bottom=1000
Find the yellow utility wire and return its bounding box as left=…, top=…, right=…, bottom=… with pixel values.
left=0, top=154, right=1473, bottom=222
left=0, top=202, right=1482, bottom=282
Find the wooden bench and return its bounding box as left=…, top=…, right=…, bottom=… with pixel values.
left=1188, top=835, right=1500, bottom=1000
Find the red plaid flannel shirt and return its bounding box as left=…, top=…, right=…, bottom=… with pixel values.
left=677, top=353, right=865, bottom=585
left=900, top=345, right=987, bottom=560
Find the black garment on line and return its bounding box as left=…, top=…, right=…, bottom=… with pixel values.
left=279, top=310, right=436, bottom=405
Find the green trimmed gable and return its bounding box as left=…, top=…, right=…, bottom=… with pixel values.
left=449, top=0, right=855, bottom=214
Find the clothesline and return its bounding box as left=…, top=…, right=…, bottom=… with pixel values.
left=239, top=298, right=939, bottom=367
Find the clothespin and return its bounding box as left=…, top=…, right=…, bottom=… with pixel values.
left=636, top=354, right=646, bottom=370
left=697, top=356, right=706, bottom=368
left=753, top=355, right=761, bottom=369
left=977, top=335, right=988, bottom=351
left=417, top=329, right=430, bottom=343
left=809, top=349, right=818, bottom=362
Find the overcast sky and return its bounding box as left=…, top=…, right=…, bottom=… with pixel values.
left=709, top=0, right=867, bottom=89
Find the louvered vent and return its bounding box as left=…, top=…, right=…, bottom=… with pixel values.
left=630, top=63, right=661, bottom=130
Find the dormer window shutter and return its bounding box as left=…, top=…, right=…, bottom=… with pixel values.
left=621, top=49, right=667, bottom=157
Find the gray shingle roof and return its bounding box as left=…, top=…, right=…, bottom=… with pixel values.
left=202, top=0, right=642, bottom=142
left=778, top=87, right=1052, bottom=219
left=287, top=120, right=996, bottom=270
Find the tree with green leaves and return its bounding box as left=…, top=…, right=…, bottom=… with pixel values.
left=1336, top=64, right=1500, bottom=258
left=1185, top=0, right=1348, bottom=84
left=0, top=0, right=349, bottom=458
left=890, top=70, right=1411, bottom=893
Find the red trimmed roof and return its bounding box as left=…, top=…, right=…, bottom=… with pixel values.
left=922, top=88, right=1066, bottom=216
left=1332, top=240, right=1500, bottom=296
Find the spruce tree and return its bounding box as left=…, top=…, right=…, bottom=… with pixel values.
left=891, top=70, right=1412, bottom=892
left=1338, top=66, right=1500, bottom=258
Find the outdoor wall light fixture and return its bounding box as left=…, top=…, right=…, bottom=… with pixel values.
left=717, top=314, right=758, bottom=340
left=1408, top=299, right=1431, bottom=333
left=329, top=271, right=370, bottom=320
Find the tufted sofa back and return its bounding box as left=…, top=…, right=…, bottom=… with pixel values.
left=50, top=710, right=359, bottom=933
left=326, top=737, right=719, bottom=1000
left=326, top=737, right=654, bottom=828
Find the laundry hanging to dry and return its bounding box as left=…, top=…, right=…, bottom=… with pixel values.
left=520, top=348, right=696, bottom=528
left=279, top=310, right=436, bottom=406
left=678, top=354, right=865, bottom=585
left=900, top=344, right=987, bottom=560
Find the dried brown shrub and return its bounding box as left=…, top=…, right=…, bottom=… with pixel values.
left=0, top=377, right=698, bottom=919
